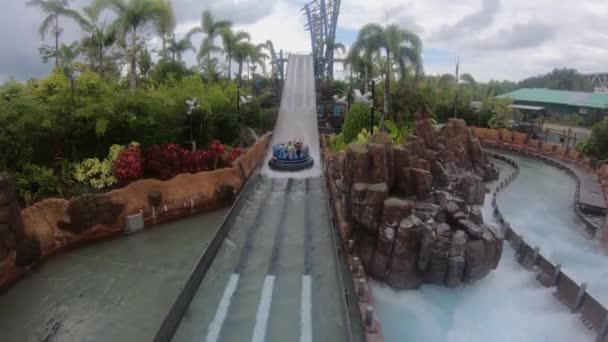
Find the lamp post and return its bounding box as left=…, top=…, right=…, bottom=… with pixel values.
left=370, top=80, right=375, bottom=133
left=186, top=98, right=200, bottom=151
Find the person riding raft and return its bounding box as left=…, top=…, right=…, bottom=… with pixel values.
left=269, top=139, right=313, bottom=171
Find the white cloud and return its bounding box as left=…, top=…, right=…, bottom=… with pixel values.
left=337, top=0, right=608, bottom=81
left=235, top=1, right=310, bottom=52
left=4, top=0, right=608, bottom=82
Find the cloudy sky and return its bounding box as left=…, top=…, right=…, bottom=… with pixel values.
left=2, top=0, right=608, bottom=82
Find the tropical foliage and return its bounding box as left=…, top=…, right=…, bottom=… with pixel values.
left=3, top=2, right=282, bottom=205
left=341, top=102, right=380, bottom=143
left=585, top=118, right=608, bottom=159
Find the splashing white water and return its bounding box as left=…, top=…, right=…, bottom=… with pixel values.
left=261, top=54, right=321, bottom=179
left=497, top=152, right=608, bottom=305
left=371, top=160, right=594, bottom=342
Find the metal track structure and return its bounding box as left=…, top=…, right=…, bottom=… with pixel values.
left=302, top=0, right=341, bottom=80
left=585, top=71, right=608, bottom=93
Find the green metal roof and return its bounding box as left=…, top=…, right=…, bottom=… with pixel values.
left=496, top=88, right=608, bottom=109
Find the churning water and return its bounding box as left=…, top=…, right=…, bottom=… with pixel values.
left=371, top=159, right=595, bottom=342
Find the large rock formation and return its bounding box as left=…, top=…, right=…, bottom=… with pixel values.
left=0, top=173, right=40, bottom=267
left=325, top=118, right=502, bottom=289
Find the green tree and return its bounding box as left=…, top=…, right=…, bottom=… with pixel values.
left=342, top=102, right=380, bottom=143
left=138, top=47, right=153, bottom=79
left=352, top=23, right=422, bottom=121
left=344, top=46, right=375, bottom=92
left=233, top=41, right=253, bottom=88
left=27, top=0, right=85, bottom=68
left=187, top=10, right=232, bottom=65
left=248, top=43, right=268, bottom=92
left=155, top=0, right=176, bottom=59
left=518, top=68, right=592, bottom=92
left=96, top=0, right=174, bottom=90
left=168, top=36, right=195, bottom=61
left=39, top=41, right=81, bottom=77
left=220, top=27, right=250, bottom=81
left=590, top=117, right=608, bottom=158
left=265, top=40, right=284, bottom=85
left=460, top=73, right=476, bottom=88
left=76, top=5, right=120, bottom=76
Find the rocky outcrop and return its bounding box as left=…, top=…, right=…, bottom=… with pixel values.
left=60, top=194, right=124, bottom=234
left=0, top=173, right=41, bottom=268
left=324, top=119, right=502, bottom=290
left=348, top=190, right=503, bottom=289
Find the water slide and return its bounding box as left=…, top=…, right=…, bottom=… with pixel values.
left=372, top=155, right=600, bottom=342
left=261, top=54, right=322, bottom=179
left=164, top=54, right=356, bottom=342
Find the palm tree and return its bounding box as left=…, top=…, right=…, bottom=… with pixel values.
left=460, top=73, right=476, bottom=87
left=76, top=5, right=119, bottom=75
left=344, top=45, right=375, bottom=92
left=353, top=23, right=422, bottom=121
left=233, top=41, right=254, bottom=89
left=265, top=40, right=283, bottom=85
left=95, top=0, right=173, bottom=90
left=27, top=0, right=85, bottom=68
left=155, top=0, right=175, bottom=59
left=187, top=10, right=231, bottom=64
left=168, top=36, right=195, bottom=61
left=248, top=43, right=268, bottom=94
left=325, top=39, right=345, bottom=80
left=219, top=27, right=250, bottom=81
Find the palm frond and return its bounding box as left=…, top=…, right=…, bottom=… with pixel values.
left=60, top=8, right=88, bottom=29
left=38, top=14, right=55, bottom=38
left=186, top=26, right=203, bottom=39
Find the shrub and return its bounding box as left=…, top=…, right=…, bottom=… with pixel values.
left=144, top=144, right=199, bottom=180
left=226, top=147, right=242, bottom=166
left=590, top=117, right=608, bottom=159
left=576, top=141, right=598, bottom=157
left=260, top=107, right=279, bottom=132
left=15, top=164, right=61, bottom=206
left=327, top=134, right=347, bottom=152
left=143, top=142, right=233, bottom=180
left=114, top=144, right=144, bottom=185
left=209, top=111, right=240, bottom=144
left=207, top=140, right=226, bottom=169
left=73, top=144, right=125, bottom=190
left=73, top=158, right=115, bottom=190
left=385, top=120, right=413, bottom=144
left=342, top=102, right=380, bottom=143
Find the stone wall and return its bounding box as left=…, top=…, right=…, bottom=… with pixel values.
left=325, top=119, right=503, bottom=289
left=471, top=126, right=592, bottom=168
left=0, top=133, right=271, bottom=289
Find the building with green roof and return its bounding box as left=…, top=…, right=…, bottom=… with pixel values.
left=496, top=88, right=608, bottom=117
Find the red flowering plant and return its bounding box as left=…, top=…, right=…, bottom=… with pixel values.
left=226, top=147, right=242, bottom=166
left=113, top=140, right=234, bottom=183
left=208, top=140, right=226, bottom=169
left=144, top=144, right=192, bottom=180
left=113, top=144, right=144, bottom=185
